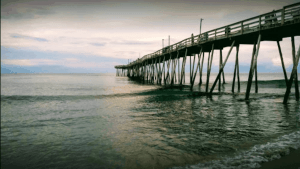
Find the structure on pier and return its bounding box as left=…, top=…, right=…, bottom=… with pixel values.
left=115, top=2, right=300, bottom=103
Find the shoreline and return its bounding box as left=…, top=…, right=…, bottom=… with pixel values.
left=259, top=148, right=300, bottom=169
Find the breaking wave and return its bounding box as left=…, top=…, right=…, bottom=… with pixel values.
left=173, top=130, right=300, bottom=169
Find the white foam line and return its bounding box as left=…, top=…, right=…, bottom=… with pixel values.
left=173, top=130, right=300, bottom=169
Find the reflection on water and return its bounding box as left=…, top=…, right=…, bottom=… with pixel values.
left=112, top=88, right=299, bottom=168
left=1, top=74, right=299, bottom=169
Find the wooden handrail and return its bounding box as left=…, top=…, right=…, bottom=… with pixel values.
left=115, top=3, right=300, bottom=68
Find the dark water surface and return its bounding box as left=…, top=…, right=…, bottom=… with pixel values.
left=1, top=73, right=300, bottom=169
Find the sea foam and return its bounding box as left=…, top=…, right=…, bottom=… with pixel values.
left=173, top=130, right=300, bottom=169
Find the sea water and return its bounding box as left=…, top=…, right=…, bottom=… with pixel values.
left=1, top=73, right=299, bottom=169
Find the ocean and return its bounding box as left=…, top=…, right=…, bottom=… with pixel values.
left=1, top=73, right=300, bottom=169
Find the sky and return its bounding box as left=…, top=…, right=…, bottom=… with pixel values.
left=1, top=0, right=300, bottom=73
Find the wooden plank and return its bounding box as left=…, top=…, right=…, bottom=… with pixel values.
left=210, top=41, right=236, bottom=94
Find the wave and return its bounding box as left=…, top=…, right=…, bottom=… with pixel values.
left=1, top=79, right=297, bottom=102
left=172, top=131, right=300, bottom=169
left=0, top=89, right=192, bottom=102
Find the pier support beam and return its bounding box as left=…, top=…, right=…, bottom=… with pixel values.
left=158, top=57, right=162, bottom=85
left=162, top=56, right=166, bottom=85
left=199, top=52, right=205, bottom=86
left=206, top=44, right=214, bottom=93
left=277, top=41, right=288, bottom=85
left=283, top=44, right=300, bottom=104
left=291, top=36, right=299, bottom=100
left=220, top=49, right=226, bottom=84
left=255, top=56, right=258, bottom=93
left=191, top=48, right=203, bottom=90
left=171, top=52, right=179, bottom=85
left=180, top=49, right=188, bottom=85
left=232, top=44, right=240, bottom=93
left=219, top=51, right=221, bottom=91
left=246, top=34, right=261, bottom=100
left=165, top=58, right=171, bottom=85
left=178, top=55, right=180, bottom=84
left=191, top=54, right=196, bottom=84
left=210, top=40, right=236, bottom=94
left=190, top=55, right=192, bottom=84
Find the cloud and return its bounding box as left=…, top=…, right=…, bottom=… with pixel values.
left=1, top=0, right=299, bottom=74
left=90, top=43, right=105, bottom=46
left=113, top=40, right=154, bottom=45
left=11, top=34, right=48, bottom=42
left=2, top=59, right=33, bottom=66
left=1, top=3, right=55, bottom=20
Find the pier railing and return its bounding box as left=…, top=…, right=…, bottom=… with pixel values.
left=115, top=2, right=300, bottom=68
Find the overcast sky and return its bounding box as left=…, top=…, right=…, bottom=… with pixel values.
left=1, top=0, right=300, bottom=73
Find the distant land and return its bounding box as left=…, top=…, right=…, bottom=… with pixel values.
left=1, top=62, right=298, bottom=74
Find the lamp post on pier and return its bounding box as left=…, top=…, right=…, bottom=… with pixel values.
left=200, top=18, right=204, bottom=35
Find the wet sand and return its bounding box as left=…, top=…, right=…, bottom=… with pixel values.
left=259, top=148, right=300, bottom=169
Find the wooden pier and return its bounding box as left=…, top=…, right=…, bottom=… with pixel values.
left=115, top=2, right=300, bottom=103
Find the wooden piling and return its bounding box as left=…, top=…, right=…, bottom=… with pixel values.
left=165, top=58, right=170, bottom=85
left=180, top=49, right=188, bottom=85
left=220, top=49, right=226, bottom=84
left=232, top=44, right=240, bottom=93
left=175, top=51, right=180, bottom=84
left=255, top=58, right=258, bottom=93
left=191, top=48, right=203, bottom=89
left=190, top=55, right=192, bottom=84
left=283, top=44, right=300, bottom=104
left=199, top=52, right=205, bottom=85
left=237, top=46, right=240, bottom=92
left=206, top=45, right=214, bottom=93
left=191, top=54, right=196, bottom=83
left=172, top=57, right=178, bottom=85
left=277, top=41, right=288, bottom=85
left=154, top=58, right=158, bottom=84
left=206, top=52, right=211, bottom=92
left=210, top=40, right=236, bottom=94
left=162, top=56, right=166, bottom=85
left=219, top=50, right=221, bottom=91
left=151, top=59, right=154, bottom=84
left=177, top=54, right=180, bottom=83
left=291, top=36, right=299, bottom=100
left=246, top=34, right=261, bottom=100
